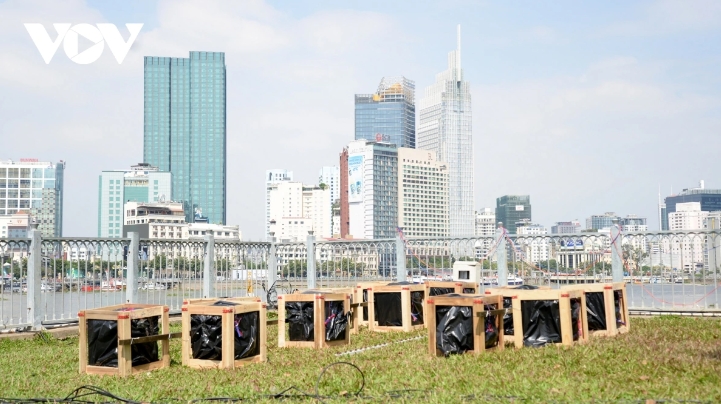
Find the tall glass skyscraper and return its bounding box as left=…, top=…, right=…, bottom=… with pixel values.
left=355, top=77, right=415, bottom=148
left=418, top=26, right=475, bottom=237
left=144, top=51, right=226, bottom=224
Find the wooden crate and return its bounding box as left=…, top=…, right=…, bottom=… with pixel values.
left=562, top=282, right=629, bottom=337
left=510, top=288, right=589, bottom=348
left=294, top=288, right=359, bottom=334
left=181, top=300, right=267, bottom=369
left=368, top=283, right=426, bottom=332
left=427, top=294, right=504, bottom=357
left=425, top=280, right=479, bottom=296
left=483, top=286, right=550, bottom=345
left=78, top=303, right=170, bottom=376
left=183, top=296, right=261, bottom=306
left=278, top=292, right=351, bottom=349
left=353, top=281, right=390, bottom=328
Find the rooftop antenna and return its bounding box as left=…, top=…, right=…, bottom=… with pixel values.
left=456, top=24, right=462, bottom=72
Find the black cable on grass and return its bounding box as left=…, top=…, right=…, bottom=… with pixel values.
left=63, top=385, right=142, bottom=404
left=314, top=361, right=364, bottom=399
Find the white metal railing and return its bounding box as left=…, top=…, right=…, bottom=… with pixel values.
left=2, top=224, right=720, bottom=330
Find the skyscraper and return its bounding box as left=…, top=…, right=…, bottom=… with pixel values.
left=144, top=51, right=227, bottom=225
left=418, top=26, right=474, bottom=237
left=265, top=169, right=294, bottom=240
left=495, top=195, right=531, bottom=234
left=662, top=181, right=721, bottom=230
left=0, top=159, right=64, bottom=237
left=355, top=77, right=416, bottom=148
left=97, top=164, right=172, bottom=238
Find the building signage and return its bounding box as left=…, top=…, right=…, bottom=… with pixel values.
left=348, top=154, right=364, bottom=203
left=515, top=205, right=524, bottom=211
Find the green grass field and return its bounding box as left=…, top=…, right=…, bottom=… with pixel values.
left=1, top=316, right=720, bottom=403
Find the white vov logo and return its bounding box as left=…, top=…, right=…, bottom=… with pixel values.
left=24, top=23, right=143, bottom=64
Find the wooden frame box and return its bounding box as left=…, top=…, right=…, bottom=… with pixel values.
left=353, top=281, right=390, bottom=328
left=425, top=280, right=479, bottom=297
left=368, top=283, right=426, bottom=332
left=483, top=286, right=550, bottom=345
left=427, top=294, right=504, bottom=357
left=181, top=300, right=267, bottom=369
left=183, top=296, right=261, bottom=306
left=562, top=282, right=629, bottom=337
left=79, top=303, right=170, bottom=376
left=510, top=289, right=589, bottom=348
left=278, top=292, right=351, bottom=349
left=297, top=288, right=358, bottom=334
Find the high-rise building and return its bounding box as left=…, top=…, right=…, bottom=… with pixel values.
left=666, top=202, right=708, bottom=271
left=586, top=212, right=620, bottom=230
left=265, top=169, right=293, bottom=240
left=515, top=220, right=549, bottom=263
left=98, top=164, right=172, bottom=238
left=397, top=147, right=449, bottom=238
left=343, top=139, right=398, bottom=240
left=144, top=52, right=227, bottom=225
left=355, top=77, right=416, bottom=148
left=0, top=159, right=64, bottom=237
left=474, top=208, right=496, bottom=260
left=495, top=195, right=531, bottom=234
left=662, top=181, right=721, bottom=230
left=551, top=221, right=581, bottom=234
left=418, top=26, right=474, bottom=237
left=319, top=166, right=340, bottom=236
left=267, top=182, right=331, bottom=242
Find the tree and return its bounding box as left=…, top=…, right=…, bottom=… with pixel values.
left=319, top=183, right=328, bottom=190
left=282, top=260, right=307, bottom=277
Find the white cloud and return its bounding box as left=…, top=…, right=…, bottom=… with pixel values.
left=602, top=0, right=721, bottom=36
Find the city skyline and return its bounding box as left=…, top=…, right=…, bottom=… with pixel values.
left=2, top=1, right=720, bottom=239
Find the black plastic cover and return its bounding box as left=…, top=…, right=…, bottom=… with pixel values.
left=362, top=289, right=370, bottom=322
left=410, top=290, right=424, bottom=325
left=435, top=300, right=498, bottom=356
left=521, top=299, right=562, bottom=347
left=375, top=292, right=402, bottom=326
left=462, top=288, right=476, bottom=294
left=324, top=300, right=347, bottom=341
left=189, top=301, right=260, bottom=360
left=87, top=315, right=159, bottom=367
left=571, top=298, right=581, bottom=340
left=286, top=301, right=315, bottom=341
left=585, top=291, right=607, bottom=331
left=502, top=285, right=540, bottom=336
left=614, top=290, right=625, bottom=326
left=429, top=287, right=455, bottom=296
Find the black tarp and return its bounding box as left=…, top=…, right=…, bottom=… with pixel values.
left=324, top=300, right=347, bottom=341
left=521, top=299, right=561, bottom=347
left=503, top=285, right=539, bottom=336
left=429, top=287, right=455, bottom=296
left=462, top=288, right=476, bottom=294
left=614, top=290, right=625, bottom=327
left=375, top=282, right=424, bottom=327
left=571, top=298, right=581, bottom=340
left=189, top=301, right=260, bottom=360
left=434, top=296, right=498, bottom=356
left=521, top=297, right=582, bottom=347
left=87, top=313, right=159, bottom=367
left=585, top=291, right=607, bottom=331
left=286, top=301, right=315, bottom=341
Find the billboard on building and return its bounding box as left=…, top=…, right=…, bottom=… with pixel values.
left=515, top=205, right=525, bottom=211
left=348, top=154, right=364, bottom=203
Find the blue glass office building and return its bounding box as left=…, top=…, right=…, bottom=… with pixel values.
left=144, top=51, right=226, bottom=224
left=355, top=77, right=415, bottom=148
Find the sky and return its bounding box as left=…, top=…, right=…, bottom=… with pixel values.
left=1, top=0, right=720, bottom=239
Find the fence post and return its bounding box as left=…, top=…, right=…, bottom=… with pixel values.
left=496, top=223, right=508, bottom=287
left=610, top=219, right=623, bottom=283
left=396, top=233, right=406, bottom=282
left=307, top=232, right=316, bottom=289
left=268, top=234, right=277, bottom=291
left=204, top=231, right=215, bottom=298
left=126, top=232, right=139, bottom=303
left=27, top=223, right=43, bottom=330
